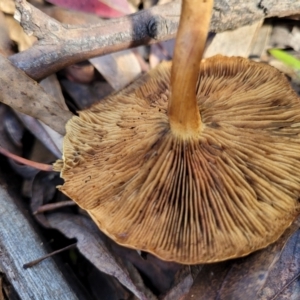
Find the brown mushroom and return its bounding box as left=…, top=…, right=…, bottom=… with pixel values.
left=54, top=0, right=300, bottom=264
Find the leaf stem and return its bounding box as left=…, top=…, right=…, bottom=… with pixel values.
left=0, top=146, right=53, bottom=172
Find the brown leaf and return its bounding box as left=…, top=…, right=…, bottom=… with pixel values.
left=61, top=79, right=114, bottom=109
left=185, top=219, right=300, bottom=300
left=162, top=267, right=197, bottom=300
left=87, top=267, right=131, bottom=300
left=149, top=40, right=174, bottom=68
left=0, top=0, right=15, bottom=14
left=30, top=172, right=63, bottom=227
left=0, top=12, right=13, bottom=56
left=90, top=49, right=142, bottom=91
left=0, top=55, right=72, bottom=135
left=47, top=212, right=157, bottom=300
left=4, top=14, right=36, bottom=52
left=15, top=112, right=62, bottom=158
left=0, top=104, right=21, bottom=154
left=111, top=244, right=183, bottom=295
left=2, top=106, right=24, bottom=148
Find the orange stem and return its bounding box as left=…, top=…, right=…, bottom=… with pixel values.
left=0, top=146, right=53, bottom=172
left=168, top=0, right=213, bottom=138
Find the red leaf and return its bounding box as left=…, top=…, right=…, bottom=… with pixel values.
left=46, top=0, right=131, bottom=18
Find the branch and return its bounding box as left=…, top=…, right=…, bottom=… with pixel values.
left=9, top=0, right=300, bottom=81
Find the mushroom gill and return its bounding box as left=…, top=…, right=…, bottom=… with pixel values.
left=55, top=55, right=300, bottom=264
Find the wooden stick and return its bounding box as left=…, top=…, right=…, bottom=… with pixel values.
left=23, top=243, right=77, bottom=269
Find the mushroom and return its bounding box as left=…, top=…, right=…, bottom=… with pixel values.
left=54, top=0, right=300, bottom=264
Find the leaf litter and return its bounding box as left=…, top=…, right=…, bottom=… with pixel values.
left=1, top=0, right=300, bottom=299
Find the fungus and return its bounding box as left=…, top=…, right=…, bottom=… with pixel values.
left=55, top=0, right=300, bottom=264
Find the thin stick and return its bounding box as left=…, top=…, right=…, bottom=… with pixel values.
left=33, top=201, right=76, bottom=215
left=168, top=0, right=214, bottom=139
left=23, top=243, right=77, bottom=269
left=0, top=146, right=53, bottom=172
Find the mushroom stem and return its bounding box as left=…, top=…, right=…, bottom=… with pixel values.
left=168, top=0, right=213, bottom=138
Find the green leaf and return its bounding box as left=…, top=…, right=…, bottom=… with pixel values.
left=269, top=49, right=300, bottom=71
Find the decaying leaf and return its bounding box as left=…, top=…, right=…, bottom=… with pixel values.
left=2, top=106, right=24, bottom=149
left=0, top=0, right=15, bottom=14
left=4, top=14, right=36, bottom=52
left=90, top=50, right=142, bottom=91
left=162, top=266, right=198, bottom=300
left=47, top=212, right=157, bottom=300
left=61, top=80, right=114, bottom=109
left=0, top=55, right=72, bottom=135
left=15, top=112, right=62, bottom=158
left=0, top=12, right=13, bottom=56
left=185, top=218, right=300, bottom=300
left=46, top=0, right=132, bottom=18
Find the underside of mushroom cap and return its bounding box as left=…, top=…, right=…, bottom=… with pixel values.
left=55, top=55, right=300, bottom=264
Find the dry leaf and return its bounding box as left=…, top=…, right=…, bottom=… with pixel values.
left=162, top=267, right=196, bottom=300
left=4, top=15, right=36, bottom=51
left=0, top=12, right=13, bottom=56
left=90, top=50, right=142, bottom=91
left=39, top=74, right=68, bottom=153
left=47, top=212, right=157, bottom=300
left=15, top=112, right=62, bottom=158
left=185, top=219, right=300, bottom=300
left=3, top=107, right=24, bottom=148
left=87, top=268, right=131, bottom=299
left=204, top=21, right=263, bottom=58
left=111, top=245, right=182, bottom=294
left=64, top=63, right=95, bottom=84
left=46, top=0, right=131, bottom=18
left=61, top=80, right=114, bottom=109
left=0, top=55, right=72, bottom=135
left=149, top=40, right=174, bottom=68
left=30, top=172, right=63, bottom=228
left=0, top=0, right=15, bottom=14
left=290, top=26, right=300, bottom=52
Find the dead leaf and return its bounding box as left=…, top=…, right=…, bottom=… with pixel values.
left=61, top=79, right=114, bottom=109
left=162, top=267, right=197, bottom=300
left=0, top=12, right=13, bottom=56
left=46, top=0, right=131, bottom=18
left=149, top=40, right=174, bottom=68
left=269, top=23, right=292, bottom=49
left=47, top=212, right=157, bottom=300
left=4, top=14, right=36, bottom=51
left=16, top=112, right=62, bottom=158
left=43, top=5, right=105, bottom=25
left=0, top=104, right=21, bottom=154
left=90, top=49, right=142, bottom=91
left=290, top=26, right=300, bottom=52
left=0, top=0, right=15, bottom=14
left=30, top=172, right=63, bottom=228
left=0, top=55, right=72, bottom=135
left=64, top=63, right=95, bottom=84
left=111, top=245, right=182, bottom=294
left=3, top=107, right=24, bottom=148
left=185, top=218, right=300, bottom=300
left=204, top=21, right=263, bottom=58
left=87, top=267, right=131, bottom=299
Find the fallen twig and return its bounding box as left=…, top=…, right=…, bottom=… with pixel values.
left=33, top=201, right=76, bottom=215
left=10, top=0, right=300, bottom=81
left=23, top=243, right=77, bottom=269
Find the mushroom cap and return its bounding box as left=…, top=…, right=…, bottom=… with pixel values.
left=55, top=55, right=300, bottom=264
